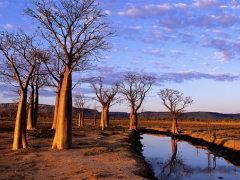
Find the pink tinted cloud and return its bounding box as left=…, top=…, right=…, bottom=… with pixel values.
left=160, top=71, right=239, bottom=83
left=215, top=50, right=234, bottom=62
left=118, top=3, right=175, bottom=18
left=192, top=0, right=220, bottom=9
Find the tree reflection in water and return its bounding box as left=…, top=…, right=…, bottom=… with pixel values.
left=141, top=134, right=240, bottom=180
left=203, top=151, right=216, bottom=178
left=159, top=138, right=193, bottom=180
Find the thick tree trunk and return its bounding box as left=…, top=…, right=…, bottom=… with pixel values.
left=33, top=84, right=39, bottom=128
left=172, top=116, right=178, bottom=134
left=27, top=85, right=34, bottom=130
left=52, top=84, right=61, bottom=129
left=12, top=90, right=28, bottom=150
left=78, top=109, right=84, bottom=126
left=100, top=106, right=109, bottom=130
left=81, top=110, right=84, bottom=126
left=78, top=110, right=81, bottom=126
left=52, top=70, right=72, bottom=149
left=130, top=110, right=138, bottom=130
left=100, top=108, right=105, bottom=130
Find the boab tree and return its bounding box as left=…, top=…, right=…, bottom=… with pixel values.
left=120, top=73, right=156, bottom=130
left=90, top=78, right=119, bottom=130
left=0, top=30, right=41, bottom=150
left=74, top=92, right=89, bottom=126
left=25, top=0, right=114, bottom=149
left=158, top=88, right=193, bottom=134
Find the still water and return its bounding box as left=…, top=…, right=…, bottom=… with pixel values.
left=141, top=134, right=240, bottom=180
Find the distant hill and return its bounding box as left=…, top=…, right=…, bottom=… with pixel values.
left=0, top=103, right=239, bottom=120
left=0, top=103, right=99, bottom=118
left=109, top=111, right=240, bottom=120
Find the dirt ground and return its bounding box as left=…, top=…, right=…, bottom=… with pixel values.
left=1, top=118, right=240, bottom=179
left=0, top=120, right=155, bottom=180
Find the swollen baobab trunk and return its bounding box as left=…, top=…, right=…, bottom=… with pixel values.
left=100, top=105, right=109, bottom=130
left=12, top=90, right=28, bottom=150
left=130, top=110, right=137, bottom=130
left=52, top=70, right=72, bottom=149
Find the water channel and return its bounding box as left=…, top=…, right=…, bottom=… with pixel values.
left=140, top=133, right=240, bottom=180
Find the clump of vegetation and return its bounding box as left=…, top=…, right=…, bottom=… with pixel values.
left=83, top=149, right=94, bottom=156
left=64, top=144, right=69, bottom=150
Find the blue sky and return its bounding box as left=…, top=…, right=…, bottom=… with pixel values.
left=1, top=0, right=240, bottom=113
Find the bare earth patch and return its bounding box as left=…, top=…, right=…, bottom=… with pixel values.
left=0, top=121, right=154, bottom=180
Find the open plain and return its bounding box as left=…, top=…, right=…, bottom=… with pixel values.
left=1, top=118, right=240, bottom=179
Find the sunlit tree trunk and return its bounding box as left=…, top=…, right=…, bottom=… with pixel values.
left=12, top=90, right=28, bottom=150
left=78, top=110, right=81, bottom=126
left=130, top=110, right=137, bottom=130
left=100, top=105, right=109, bottom=130
left=52, top=83, right=61, bottom=129
left=106, top=108, right=109, bottom=126
left=27, top=85, right=34, bottom=130
left=172, top=115, right=178, bottom=134
left=52, top=68, right=72, bottom=149
left=101, top=108, right=105, bottom=130
left=78, top=109, right=84, bottom=126
left=33, top=82, right=39, bottom=128
left=81, top=110, right=84, bottom=126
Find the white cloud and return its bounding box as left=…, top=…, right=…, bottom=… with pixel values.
left=208, top=67, right=219, bottom=73
left=219, top=5, right=229, bottom=8
left=113, top=49, right=118, bottom=52
left=105, top=10, right=111, bottom=15
left=105, top=56, right=112, bottom=59
left=152, top=31, right=163, bottom=39
left=117, top=12, right=125, bottom=16
left=169, top=50, right=183, bottom=54
left=201, top=62, right=210, bottom=66
left=214, top=51, right=233, bottom=62
left=174, top=3, right=188, bottom=8
left=131, top=26, right=142, bottom=29
left=118, top=3, right=174, bottom=18
left=151, top=25, right=158, bottom=29
left=232, top=5, right=240, bottom=9
left=160, top=26, right=174, bottom=34
left=4, top=24, right=14, bottom=29
left=192, top=0, right=220, bottom=9
left=201, top=35, right=211, bottom=41
left=151, top=50, right=160, bottom=54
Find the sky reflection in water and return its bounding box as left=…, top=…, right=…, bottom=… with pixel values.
left=141, top=134, right=240, bottom=180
